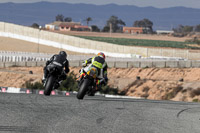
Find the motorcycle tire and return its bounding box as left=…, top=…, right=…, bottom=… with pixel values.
left=44, top=76, right=56, bottom=96
left=77, top=79, right=90, bottom=100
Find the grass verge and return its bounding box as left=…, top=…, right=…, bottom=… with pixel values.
left=75, top=36, right=199, bottom=49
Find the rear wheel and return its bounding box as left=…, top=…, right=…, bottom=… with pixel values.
left=77, top=79, right=90, bottom=99
left=44, top=76, right=56, bottom=96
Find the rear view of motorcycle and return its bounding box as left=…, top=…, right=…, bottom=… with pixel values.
left=43, top=64, right=62, bottom=96
left=77, top=66, right=101, bottom=99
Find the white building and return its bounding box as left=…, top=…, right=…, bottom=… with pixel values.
left=156, top=30, right=174, bottom=34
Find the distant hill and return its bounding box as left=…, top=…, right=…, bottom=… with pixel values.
left=0, top=1, right=200, bottom=30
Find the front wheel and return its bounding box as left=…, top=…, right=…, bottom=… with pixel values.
left=77, top=79, right=90, bottom=99
left=44, top=76, right=56, bottom=96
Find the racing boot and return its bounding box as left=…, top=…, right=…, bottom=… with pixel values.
left=54, top=81, right=62, bottom=89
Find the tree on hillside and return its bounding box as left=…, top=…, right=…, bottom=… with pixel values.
left=85, top=17, right=92, bottom=25
left=64, top=17, right=72, bottom=22
left=172, top=24, right=200, bottom=37
left=133, top=18, right=153, bottom=33
left=31, top=23, right=39, bottom=28
left=173, top=25, right=193, bottom=33
left=173, top=25, right=184, bottom=33
left=91, top=25, right=100, bottom=32
left=102, top=26, right=110, bottom=32
left=103, top=15, right=126, bottom=32
left=56, top=14, right=64, bottom=22
left=183, top=26, right=194, bottom=32
left=134, top=20, right=144, bottom=27
left=195, top=24, right=200, bottom=32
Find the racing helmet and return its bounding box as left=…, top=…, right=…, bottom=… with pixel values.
left=97, top=52, right=105, bottom=60
left=59, top=51, right=67, bottom=58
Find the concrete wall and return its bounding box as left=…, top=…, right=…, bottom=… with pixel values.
left=1, top=22, right=200, bottom=59
left=1, top=60, right=200, bottom=68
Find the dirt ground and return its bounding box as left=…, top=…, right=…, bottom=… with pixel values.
left=1, top=67, right=200, bottom=102
left=0, top=37, right=84, bottom=54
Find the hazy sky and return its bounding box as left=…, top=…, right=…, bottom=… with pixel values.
left=0, top=0, right=200, bottom=9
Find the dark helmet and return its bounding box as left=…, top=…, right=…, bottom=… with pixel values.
left=59, top=51, right=67, bottom=58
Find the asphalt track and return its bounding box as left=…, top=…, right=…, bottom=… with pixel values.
left=0, top=93, right=200, bottom=133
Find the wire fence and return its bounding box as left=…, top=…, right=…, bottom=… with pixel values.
left=0, top=51, right=187, bottom=63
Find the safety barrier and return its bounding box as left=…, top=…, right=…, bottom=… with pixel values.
left=0, top=87, right=143, bottom=99
left=0, top=86, right=71, bottom=96
left=1, top=60, right=200, bottom=68
left=0, top=51, right=187, bottom=63
left=0, top=55, right=49, bottom=62
left=0, top=51, right=50, bottom=62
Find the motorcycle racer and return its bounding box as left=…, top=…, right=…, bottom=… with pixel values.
left=78, top=52, right=108, bottom=87
left=43, top=51, right=70, bottom=88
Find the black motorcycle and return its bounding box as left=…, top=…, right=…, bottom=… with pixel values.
left=43, top=64, right=63, bottom=96
left=77, top=66, right=104, bottom=99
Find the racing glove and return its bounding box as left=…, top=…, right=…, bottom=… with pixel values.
left=82, top=60, right=88, bottom=67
